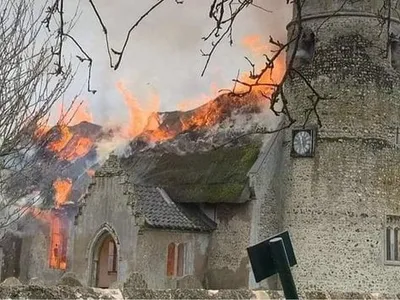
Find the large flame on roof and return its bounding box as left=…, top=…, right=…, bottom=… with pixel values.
left=47, top=125, right=73, bottom=153
left=116, top=82, right=176, bottom=141
left=42, top=100, right=95, bottom=161
left=37, top=34, right=284, bottom=155
left=46, top=124, right=94, bottom=161
left=115, top=34, right=285, bottom=143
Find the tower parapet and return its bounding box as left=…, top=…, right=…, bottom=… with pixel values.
left=286, top=0, right=400, bottom=141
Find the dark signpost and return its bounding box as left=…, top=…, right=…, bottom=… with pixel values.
left=247, top=231, right=298, bottom=300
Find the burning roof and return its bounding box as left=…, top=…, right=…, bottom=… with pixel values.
left=12, top=89, right=274, bottom=219
left=133, top=92, right=265, bottom=147
left=9, top=30, right=284, bottom=218
left=116, top=92, right=269, bottom=203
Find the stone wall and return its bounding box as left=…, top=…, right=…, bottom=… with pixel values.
left=248, top=130, right=285, bottom=290
left=205, top=203, right=252, bottom=289
left=1, top=232, right=22, bottom=281
left=72, top=171, right=139, bottom=286
left=135, top=229, right=209, bottom=289
left=17, top=218, right=65, bottom=285
left=280, top=138, right=400, bottom=293
left=280, top=0, right=400, bottom=294
left=0, top=285, right=399, bottom=299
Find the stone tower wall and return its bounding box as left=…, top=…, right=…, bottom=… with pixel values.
left=280, top=0, right=400, bottom=293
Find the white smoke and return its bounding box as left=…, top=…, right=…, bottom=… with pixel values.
left=0, top=190, right=44, bottom=238
left=95, top=134, right=132, bottom=163
left=58, top=0, right=291, bottom=125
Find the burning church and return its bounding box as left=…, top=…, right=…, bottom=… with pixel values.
left=0, top=83, right=282, bottom=290
left=3, top=0, right=400, bottom=295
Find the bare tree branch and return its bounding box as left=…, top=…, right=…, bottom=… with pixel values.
left=0, top=0, right=73, bottom=233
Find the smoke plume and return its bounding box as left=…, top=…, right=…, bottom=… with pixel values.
left=59, top=0, right=291, bottom=126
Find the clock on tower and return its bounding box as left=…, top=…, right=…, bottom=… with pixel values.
left=291, top=127, right=317, bottom=157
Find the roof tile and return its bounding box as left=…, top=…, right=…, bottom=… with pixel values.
left=134, top=185, right=216, bottom=232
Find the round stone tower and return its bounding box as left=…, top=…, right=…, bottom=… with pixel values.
left=281, top=0, right=400, bottom=293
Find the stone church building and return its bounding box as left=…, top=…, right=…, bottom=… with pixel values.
left=2, top=0, right=400, bottom=294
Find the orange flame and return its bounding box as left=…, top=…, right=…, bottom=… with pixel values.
left=242, top=35, right=270, bottom=55
left=238, top=34, right=285, bottom=94
left=24, top=180, right=71, bottom=270
left=180, top=93, right=264, bottom=132
left=59, top=136, right=93, bottom=161
left=23, top=206, right=68, bottom=270
left=117, top=82, right=170, bottom=141
left=116, top=35, right=284, bottom=142
left=47, top=125, right=73, bottom=153
left=53, top=178, right=72, bottom=208
left=46, top=123, right=94, bottom=161
left=49, top=215, right=67, bottom=270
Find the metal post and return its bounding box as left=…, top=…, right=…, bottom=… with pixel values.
left=269, top=237, right=299, bottom=300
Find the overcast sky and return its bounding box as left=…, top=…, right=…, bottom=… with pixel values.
left=55, top=0, right=291, bottom=125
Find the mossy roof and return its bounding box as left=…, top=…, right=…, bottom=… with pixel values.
left=122, top=142, right=262, bottom=203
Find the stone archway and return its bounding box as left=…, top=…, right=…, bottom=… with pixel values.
left=87, top=224, right=120, bottom=288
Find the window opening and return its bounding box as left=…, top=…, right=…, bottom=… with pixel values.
left=386, top=215, right=400, bottom=263
left=390, top=33, right=400, bottom=71
left=166, top=243, right=176, bottom=276
left=294, top=27, right=315, bottom=65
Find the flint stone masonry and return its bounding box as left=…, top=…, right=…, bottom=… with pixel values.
left=123, top=272, right=148, bottom=289
left=57, top=272, right=83, bottom=287
left=279, top=140, right=400, bottom=292
left=0, top=277, right=21, bottom=286
left=28, top=277, right=44, bottom=286
left=0, top=285, right=399, bottom=300
left=287, top=30, right=400, bottom=141
left=135, top=230, right=209, bottom=289
left=248, top=130, right=284, bottom=289
left=277, top=0, right=400, bottom=294
left=0, top=285, right=123, bottom=299
left=204, top=203, right=252, bottom=289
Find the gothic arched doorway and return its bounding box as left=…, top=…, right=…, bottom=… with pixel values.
left=89, top=228, right=119, bottom=288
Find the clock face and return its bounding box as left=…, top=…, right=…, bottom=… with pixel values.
left=293, top=130, right=312, bottom=155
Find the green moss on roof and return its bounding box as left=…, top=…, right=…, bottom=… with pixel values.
left=125, top=142, right=262, bottom=203
left=165, top=183, right=246, bottom=203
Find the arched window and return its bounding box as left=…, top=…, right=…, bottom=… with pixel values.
left=166, top=243, right=176, bottom=277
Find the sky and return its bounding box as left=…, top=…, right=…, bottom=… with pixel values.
left=55, top=0, right=291, bottom=125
